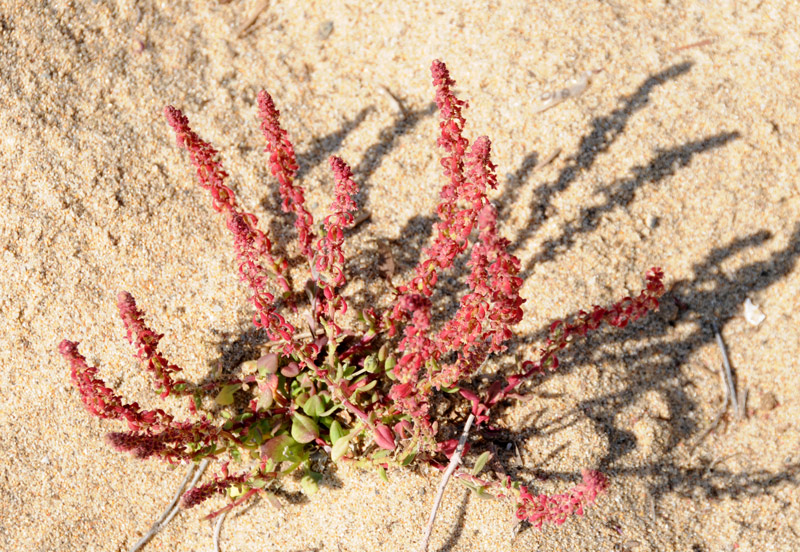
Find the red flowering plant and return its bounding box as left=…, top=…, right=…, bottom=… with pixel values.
left=60, top=60, right=665, bottom=527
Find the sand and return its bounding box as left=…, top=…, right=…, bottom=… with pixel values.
left=1, top=1, right=799, bottom=550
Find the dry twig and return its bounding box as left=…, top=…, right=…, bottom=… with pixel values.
left=713, top=323, right=740, bottom=419
left=129, top=458, right=209, bottom=552
left=534, top=148, right=562, bottom=171
left=419, top=413, right=475, bottom=552
left=235, top=0, right=270, bottom=38
left=672, top=38, right=713, bottom=53
left=381, top=85, right=410, bottom=116
left=213, top=510, right=229, bottom=552
left=352, top=210, right=372, bottom=229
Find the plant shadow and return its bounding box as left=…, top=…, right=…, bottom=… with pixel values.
left=195, top=60, right=798, bottom=538
left=483, top=221, right=800, bottom=538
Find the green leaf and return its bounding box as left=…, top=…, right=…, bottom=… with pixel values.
left=295, top=392, right=309, bottom=408
left=318, top=403, right=340, bottom=417
left=300, top=473, right=320, bottom=496
left=214, top=384, right=241, bottom=406
left=261, top=434, right=299, bottom=463
left=244, top=425, right=264, bottom=446
left=229, top=446, right=241, bottom=462
left=257, top=353, right=279, bottom=376
left=364, top=355, right=379, bottom=373
left=471, top=451, right=492, bottom=476
left=331, top=435, right=350, bottom=462
left=456, top=479, right=477, bottom=492
left=353, top=379, right=377, bottom=395
left=302, top=395, right=323, bottom=417
left=329, top=420, right=346, bottom=444
left=378, top=465, right=388, bottom=482
left=250, top=477, right=269, bottom=489
left=257, top=386, right=274, bottom=411
left=401, top=451, right=416, bottom=466
left=291, top=413, right=319, bottom=444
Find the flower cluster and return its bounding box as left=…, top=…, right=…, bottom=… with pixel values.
left=313, top=156, right=360, bottom=335
left=516, top=470, right=610, bottom=528
left=117, top=291, right=186, bottom=398
left=258, top=90, right=315, bottom=259
left=181, top=465, right=251, bottom=510
left=60, top=60, right=666, bottom=529
left=165, top=105, right=295, bottom=351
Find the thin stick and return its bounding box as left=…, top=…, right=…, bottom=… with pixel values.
left=534, top=148, right=562, bottom=171
left=381, top=85, right=409, bottom=116
left=713, top=324, right=740, bottom=419
left=163, top=458, right=209, bottom=526
left=513, top=442, right=524, bottom=468
left=235, top=0, right=270, bottom=38
left=129, top=462, right=197, bottom=552
left=158, top=463, right=197, bottom=526
left=738, top=387, right=748, bottom=419
left=419, top=413, right=475, bottom=552
left=352, top=210, right=372, bottom=229
left=672, top=38, right=713, bottom=53
left=128, top=459, right=209, bottom=552
left=213, top=511, right=229, bottom=552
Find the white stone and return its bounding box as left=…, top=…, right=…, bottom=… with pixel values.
left=744, top=298, right=765, bottom=326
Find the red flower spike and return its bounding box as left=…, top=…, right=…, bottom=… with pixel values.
left=303, top=156, right=361, bottom=337
left=182, top=469, right=249, bottom=509
left=117, top=291, right=185, bottom=398
left=429, top=144, right=524, bottom=389
left=315, top=156, right=359, bottom=288
left=165, top=105, right=296, bottom=353
left=58, top=340, right=167, bottom=431
left=257, top=90, right=315, bottom=260
left=516, top=470, right=609, bottom=529
left=499, top=267, right=666, bottom=403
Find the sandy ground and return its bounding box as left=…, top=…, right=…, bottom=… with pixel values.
left=1, top=1, right=799, bottom=551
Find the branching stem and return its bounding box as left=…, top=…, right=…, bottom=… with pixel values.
left=129, top=458, right=209, bottom=552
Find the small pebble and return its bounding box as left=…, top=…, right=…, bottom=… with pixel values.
left=318, top=20, right=334, bottom=40
left=743, top=298, right=765, bottom=326
left=756, top=391, right=778, bottom=412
